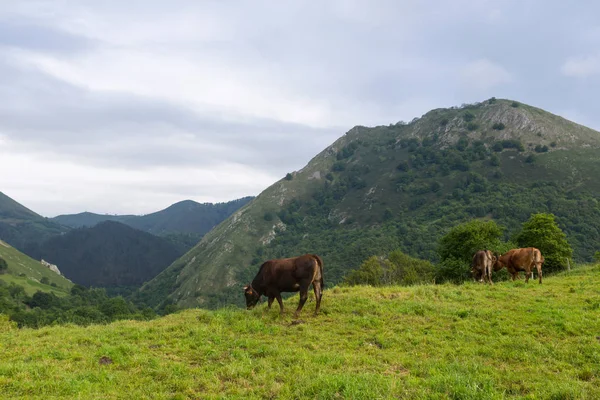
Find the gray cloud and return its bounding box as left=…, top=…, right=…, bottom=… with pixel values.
left=1, top=0, right=599, bottom=216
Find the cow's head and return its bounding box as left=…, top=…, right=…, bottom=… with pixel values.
left=243, top=285, right=261, bottom=310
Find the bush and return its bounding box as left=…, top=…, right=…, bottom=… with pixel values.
left=344, top=250, right=435, bottom=286
left=492, top=122, right=505, bottom=130
left=511, top=101, right=519, bottom=107
left=534, top=145, right=549, bottom=153
left=0, top=257, right=7, bottom=273
left=525, top=154, right=536, bottom=164
left=466, top=122, right=479, bottom=131
left=594, top=251, right=600, bottom=264
left=463, top=112, right=475, bottom=122
left=40, top=277, right=50, bottom=285
left=285, top=173, right=293, bottom=181
left=515, top=213, right=573, bottom=272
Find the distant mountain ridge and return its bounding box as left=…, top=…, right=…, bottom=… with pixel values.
left=52, top=197, right=254, bottom=236
left=39, top=221, right=184, bottom=287
left=135, top=98, right=600, bottom=310
left=0, top=192, right=68, bottom=258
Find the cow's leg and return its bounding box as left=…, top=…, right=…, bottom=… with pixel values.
left=267, top=296, right=274, bottom=310
left=275, top=293, right=284, bottom=315
left=294, top=284, right=310, bottom=318
left=524, top=267, right=530, bottom=283
left=487, top=266, right=494, bottom=285
left=536, top=263, right=543, bottom=284
left=312, top=281, right=322, bottom=315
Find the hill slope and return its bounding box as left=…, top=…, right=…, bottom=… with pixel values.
left=38, top=221, right=184, bottom=287
left=0, top=192, right=69, bottom=258
left=139, top=98, right=600, bottom=309
left=0, top=239, right=72, bottom=295
left=52, top=197, right=254, bottom=236
left=2, top=266, right=600, bottom=398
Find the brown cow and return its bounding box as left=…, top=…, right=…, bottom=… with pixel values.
left=243, top=254, right=324, bottom=317
left=471, top=250, right=497, bottom=284
left=494, top=247, right=544, bottom=284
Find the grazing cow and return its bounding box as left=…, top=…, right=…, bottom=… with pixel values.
left=471, top=250, right=497, bottom=284
left=243, top=254, right=324, bottom=317
left=494, top=247, right=544, bottom=284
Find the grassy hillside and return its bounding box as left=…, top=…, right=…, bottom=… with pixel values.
left=0, top=192, right=69, bottom=259
left=38, top=221, right=184, bottom=288
left=0, top=240, right=72, bottom=295
left=138, top=98, right=600, bottom=309
left=2, top=266, right=599, bottom=399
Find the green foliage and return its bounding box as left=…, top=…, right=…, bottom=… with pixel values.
left=515, top=213, right=573, bottom=272
left=437, top=220, right=509, bottom=283
left=594, top=251, right=600, bottom=263
left=466, top=122, right=479, bottom=131
left=489, top=154, right=500, bottom=167
left=1, top=283, right=156, bottom=328
left=263, top=212, right=274, bottom=221
left=344, top=250, right=435, bottom=286
left=500, top=139, right=525, bottom=151
left=492, top=122, right=505, bottom=130
left=550, top=141, right=557, bottom=148
left=0, top=256, right=6, bottom=273
left=535, top=144, right=549, bottom=153
left=511, top=101, right=519, bottom=107
left=462, top=111, right=475, bottom=122
left=285, top=173, right=293, bottom=181
left=40, top=277, right=50, bottom=285
left=525, top=154, right=536, bottom=164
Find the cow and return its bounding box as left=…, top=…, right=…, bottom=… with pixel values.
left=471, top=250, right=497, bottom=284
left=243, top=254, right=324, bottom=318
left=494, top=247, right=544, bottom=284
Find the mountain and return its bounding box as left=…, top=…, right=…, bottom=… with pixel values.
left=137, top=99, right=600, bottom=309
left=50, top=212, right=134, bottom=228
left=0, top=192, right=69, bottom=258
left=38, top=221, right=184, bottom=287
left=0, top=239, right=72, bottom=295
left=52, top=197, right=254, bottom=236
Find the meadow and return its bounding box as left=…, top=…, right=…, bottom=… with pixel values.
left=1, top=265, right=599, bottom=399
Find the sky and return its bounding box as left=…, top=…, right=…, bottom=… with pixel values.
left=1, top=1, right=599, bottom=217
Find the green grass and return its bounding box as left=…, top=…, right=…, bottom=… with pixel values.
left=2, top=265, right=599, bottom=399
left=0, top=240, right=72, bottom=295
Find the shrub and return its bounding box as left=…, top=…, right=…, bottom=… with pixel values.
left=511, top=101, right=519, bottom=107
left=463, top=112, right=475, bottom=122
left=285, top=173, right=293, bottom=181
left=0, top=257, right=7, bottom=273
left=550, top=141, right=557, bottom=148
left=466, top=122, right=479, bottom=131
left=40, top=277, right=50, bottom=285
left=525, top=154, right=536, bottom=164
left=492, top=122, right=505, bottom=130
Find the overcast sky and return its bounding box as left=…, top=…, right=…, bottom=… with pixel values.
left=1, top=1, right=599, bottom=217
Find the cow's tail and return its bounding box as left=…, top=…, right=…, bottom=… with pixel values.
left=311, top=254, right=324, bottom=288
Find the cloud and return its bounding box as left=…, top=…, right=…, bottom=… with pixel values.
left=1, top=1, right=599, bottom=216
left=561, top=55, right=600, bottom=78
left=460, top=59, right=512, bottom=91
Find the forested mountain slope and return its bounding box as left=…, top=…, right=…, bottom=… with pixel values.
left=136, top=99, right=600, bottom=309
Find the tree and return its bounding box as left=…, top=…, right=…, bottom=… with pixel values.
left=343, top=256, right=383, bottom=286
left=0, top=257, right=7, bottom=273
left=437, top=220, right=512, bottom=283
left=515, top=213, right=573, bottom=272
